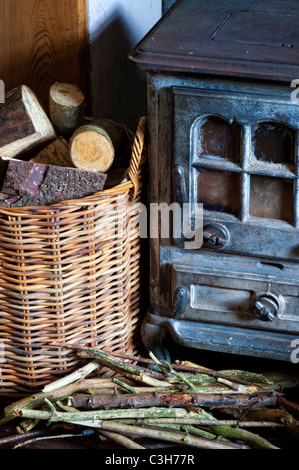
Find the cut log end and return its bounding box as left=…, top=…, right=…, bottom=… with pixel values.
left=70, top=129, right=115, bottom=173
left=30, top=136, right=73, bottom=168
left=49, top=82, right=85, bottom=108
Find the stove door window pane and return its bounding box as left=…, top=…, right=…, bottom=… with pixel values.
left=249, top=175, right=293, bottom=223
left=197, top=169, right=240, bottom=215
left=252, top=122, right=295, bottom=166
left=197, top=115, right=241, bottom=162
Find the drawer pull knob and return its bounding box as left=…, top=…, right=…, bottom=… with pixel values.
left=203, top=223, right=229, bottom=249
left=253, top=295, right=279, bottom=322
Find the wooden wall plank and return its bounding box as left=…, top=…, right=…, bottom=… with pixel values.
left=0, top=0, right=87, bottom=110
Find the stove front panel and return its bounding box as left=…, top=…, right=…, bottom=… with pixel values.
left=172, top=84, right=299, bottom=261
left=143, top=73, right=299, bottom=362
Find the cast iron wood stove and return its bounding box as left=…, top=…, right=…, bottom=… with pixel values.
left=130, top=0, right=299, bottom=362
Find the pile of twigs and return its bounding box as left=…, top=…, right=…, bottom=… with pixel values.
left=1, top=343, right=299, bottom=449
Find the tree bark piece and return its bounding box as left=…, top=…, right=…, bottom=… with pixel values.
left=42, top=361, right=101, bottom=394
left=30, top=137, right=74, bottom=167
left=13, top=406, right=248, bottom=449
left=99, top=430, right=145, bottom=450
left=72, top=345, right=262, bottom=388
left=69, top=119, right=125, bottom=173
left=69, top=390, right=277, bottom=410
left=90, top=420, right=248, bottom=449
left=122, top=417, right=290, bottom=428
left=276, top=396, right=299, bottom=420
left=0, top=159, right=107, bottom=207
left=0, top=378, right=116, bottom=427
left=207, top=424, right=279, bottom=449
left=49, top=82, right=85, bottom=137
left=0, top=85, right=56, bottom=158
left=244, top=408, right=298, bottom=425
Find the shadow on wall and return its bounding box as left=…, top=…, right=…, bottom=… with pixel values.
left=162, top=0, right=177, bottom=14
left=88, top=7, right=151, bottom=131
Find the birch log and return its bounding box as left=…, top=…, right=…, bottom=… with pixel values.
left=49, top=82, right=85, bottom=137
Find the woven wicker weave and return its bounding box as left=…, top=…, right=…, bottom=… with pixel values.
left=0, top=116, right=147, bottom=396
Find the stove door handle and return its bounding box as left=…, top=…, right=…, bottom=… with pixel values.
left=173, top=165, right=188, bottom=205
left=173, top=286, right=188, bottom=317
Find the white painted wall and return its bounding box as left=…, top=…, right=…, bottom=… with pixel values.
left=87, top=0, right=162, bottom=130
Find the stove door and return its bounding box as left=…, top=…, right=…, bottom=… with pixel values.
left=172, top=85, right=299, bottom=261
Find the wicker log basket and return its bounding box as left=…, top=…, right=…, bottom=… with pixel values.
left=0, top=116, right=147, bottom=396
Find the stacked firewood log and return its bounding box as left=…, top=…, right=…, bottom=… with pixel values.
left=0, top=83, right=131, bottom=207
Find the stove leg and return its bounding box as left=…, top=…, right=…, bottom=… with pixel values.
left=141, top=317, right=171, bottom=363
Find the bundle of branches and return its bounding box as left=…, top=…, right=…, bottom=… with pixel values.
left=1, top=343, right=299, bottom=450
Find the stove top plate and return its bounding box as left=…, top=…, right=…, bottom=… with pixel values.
left=129, top=0, right=299, bottom=82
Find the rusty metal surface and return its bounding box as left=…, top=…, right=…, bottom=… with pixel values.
left=129, top=0, right=299, bottom=82
left=138, top=72, right=299, bottom=362
left=171, top=80, right=299, bottom=261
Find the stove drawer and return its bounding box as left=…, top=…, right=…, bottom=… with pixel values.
left=172, top=263, right=299, bottom=334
